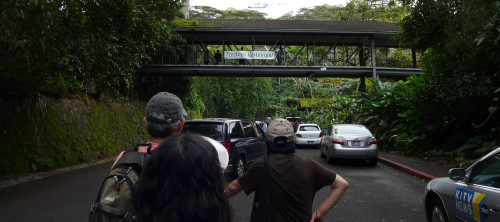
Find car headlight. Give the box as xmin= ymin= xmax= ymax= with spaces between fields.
xmin=425 ymin=179 xmax=434 ymax=191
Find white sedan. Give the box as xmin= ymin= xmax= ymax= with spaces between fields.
xmin=294 ymin=124 xmax=322 ymax=148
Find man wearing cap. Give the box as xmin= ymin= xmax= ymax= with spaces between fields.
xmin=225 ymin=118 xmax=349 ymax=222
xmin=111 ymin=92 xmax=187 ymax=169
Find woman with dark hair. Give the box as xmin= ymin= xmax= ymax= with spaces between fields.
xmin=133 ymin=134 xmax=233 ymax=222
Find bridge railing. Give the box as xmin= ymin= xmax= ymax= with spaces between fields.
xmin=177 ymin=51 xmax=420 ymax=69
xmin=165 ymin=44 xmax=421 ymax=69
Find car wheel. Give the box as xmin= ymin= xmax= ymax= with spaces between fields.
xmin=319 ymin=145 xmax=326 ymax=158
xmin=369 ymin=157 xmax=378 ymax=166
xmin=429 ymin=198 xmax=448 ymax=222
xmin=233 ymin=156 xmax=246 ymax=179
xmin=326 ymin=149 xmax=334 ymax=164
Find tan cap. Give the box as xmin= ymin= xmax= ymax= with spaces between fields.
xmin=266 ymin=118 xmax=294 ymax=143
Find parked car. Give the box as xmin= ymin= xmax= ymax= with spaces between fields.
xmin=182 ymin=118 xmax=267 ymax=179
xmin=320 ymin=124 xmax=378 ymax=165
xmin=423 ymin=147 xmax=500 ymax=222
xmin=294 ymin=123 xmax=322 ymax=148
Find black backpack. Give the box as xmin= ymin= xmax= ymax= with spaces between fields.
xmin=88 ymin=144 xmax=152 ymax=222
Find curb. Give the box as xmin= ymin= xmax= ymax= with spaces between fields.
xmin=378 ymin=156 xmax=437 ymax=182
xmin=0 ymin=157 xmax=115 ymax=189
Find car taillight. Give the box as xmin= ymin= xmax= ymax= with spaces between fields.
xmin=296 ymin=133 xmax=302 ymax=137
xmin=332 ymin=138 xmax=344 ymax=145
xmin=319 ymin=134 xmax=323 ymax=138
xmin=368 ymin=138 xmax=378 ymax=145
xmin=222 ymin=142 xmax=231 ymax=154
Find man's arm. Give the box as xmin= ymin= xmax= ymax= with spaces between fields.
xmin=224 ymin=179 xmax=243 ymax=198
xmin=310 ymin=175 xmax=349 ymax=222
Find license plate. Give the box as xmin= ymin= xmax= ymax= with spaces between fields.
xmin=352 ymin=141 xmax=360 ymax=146
xmin=308 ymin=141 xmax=314 ymax=144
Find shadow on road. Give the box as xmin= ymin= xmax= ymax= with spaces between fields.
xmin=327 ymin=158 xmax=377 ymax=167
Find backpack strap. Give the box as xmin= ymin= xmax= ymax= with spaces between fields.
xmin=124 ymin=144 xmax=152 ymax=154
xmin=112 ymin=144 xmax=152 ymax=171
xmin=263 ymin=156 xmax=272 ymax=221
xmin=250 ymin=156 xmax=272 ymax=222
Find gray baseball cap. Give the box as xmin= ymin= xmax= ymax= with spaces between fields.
xmin=266 ymin=118 xmax=294 ymax=144
xmin=145 ymin=92 xmax=187 ymax=124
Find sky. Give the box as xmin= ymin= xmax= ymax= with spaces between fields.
xmin=189 ymin=0 xmax=349 ymax=19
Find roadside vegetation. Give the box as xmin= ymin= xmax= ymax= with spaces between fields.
xmin=0 ymin=0 xmax=498 ymax=179
xmin=189 ymin=0 xmax=499 ymax=167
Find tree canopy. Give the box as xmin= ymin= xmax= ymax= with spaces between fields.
xmin=279 ymin=0 xmax=406 ymax=22
xmin=189 ymin=6 xmax=267 ymax=19
xmin=0 ymin=0 xmax=184 ymax=98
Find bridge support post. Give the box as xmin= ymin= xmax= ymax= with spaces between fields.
xmin=412 ymin=47 xmax=417 ymax=68
xmin=370 ymin=37 xmax=377 ymax=84
xmin=359 ymin=44 xmax=366 ymax=92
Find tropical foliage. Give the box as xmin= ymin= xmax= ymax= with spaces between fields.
xmin=280 ymin=0 xmax=406 ymax=23
xmin=0 ymin=0 xmax=184 ymax=98
xmin=195 ymin=76 xmax=271 ymax=120
xmin=359 ymin=0 xmax=500 ymax=166
xmin=189 ymin=6 xmax=267 ymax=19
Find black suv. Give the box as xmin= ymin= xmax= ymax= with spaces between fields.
xmin=182 ymin=118 xmax=267 ymax=178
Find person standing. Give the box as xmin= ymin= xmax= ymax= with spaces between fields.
xmin=276 ymin=47 xmax=283 ymax=65
xmin=290 ymin=120 xmax=296 ymax=132
xmin=133 ymin=134 xmax=233 ymax=222
xmin=203 ymin=50 xmax=210 ymax=65
xmin=225 ymin=118 xmax=349 ymax=222
xmin=110 ymin=92 xmax=187 ymax=169
xmin=215 ymin=50 xmax=222 ymax=65
xmin=239 ymin=47 xmax=245 ymax=65
xmin=90 ymin=92 xmax=189 ymax=222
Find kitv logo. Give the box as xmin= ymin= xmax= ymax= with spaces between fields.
xmin=455 ymin=187 xmax=486 ymax=222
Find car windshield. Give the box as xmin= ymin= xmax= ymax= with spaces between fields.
xmin=470 ymin=153 xmax=500 ymax=188
xmin=336 ymin=125 xmax=371 ymax=135
xmin=299 ymin=125 xmax=320 ymax=131
xmin=182 ymin=122 xmax=223 ymax=141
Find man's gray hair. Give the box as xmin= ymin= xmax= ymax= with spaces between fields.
xmin=145 ymin=116 xmax=180 ymax=138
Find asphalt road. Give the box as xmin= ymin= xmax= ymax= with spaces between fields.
xmin=0 ymin=147 xmax=427 ymax=222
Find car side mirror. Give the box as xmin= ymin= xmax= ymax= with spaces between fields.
xmin=448 ymin=168 xmax=466 ymax=181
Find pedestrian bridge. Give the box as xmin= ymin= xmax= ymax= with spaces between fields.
xmin=141 ymin=19 xmax=421 ymax=81
xmin=142 ymin=65 xmax=421 ymax=79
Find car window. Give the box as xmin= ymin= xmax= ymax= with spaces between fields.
xmin=470 ymin=153 xmax=500 ymax=189
xmin=336 ymin=125 xmax=372 ymax=135
xmin=182 ymin=122 xmax=223 ymax=141
xmin=299 ymin=125 xmax=320 ymax=131
xmin=242 ymin=121 xmax=256 ymax=138
xmin=253 ymin=122 xmax=265 ymax=139
xmin=229 ymin=122 xmax=244 ymax=139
